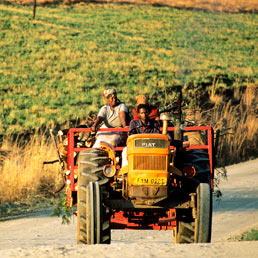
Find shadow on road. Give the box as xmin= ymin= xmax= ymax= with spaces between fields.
xmin=213 ymin=188 xmax=258 ymax=212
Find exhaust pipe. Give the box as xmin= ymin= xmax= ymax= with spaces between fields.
xmin=160 ymin=112 xmax=171 ymax=135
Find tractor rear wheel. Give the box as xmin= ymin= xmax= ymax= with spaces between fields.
xmin=175 ymin=183 xmax=212 ymax=243
xmin=77 ymin=149 xmax=111 ymax=244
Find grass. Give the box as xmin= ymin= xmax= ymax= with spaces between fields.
xmin=189 ymin=83 xmax=258 ymax=166
xmin=0 ymin=133 xmax=64 ymax=204
xmin=240 ymin=229 xmax=258 ymax=241
xmin=229 ymin=228 xmax=258 ymax=241
xmin=0 ymin=2 xmax=257 ymax=134
xmin=0 ymin=132 xmax=64 ymax=217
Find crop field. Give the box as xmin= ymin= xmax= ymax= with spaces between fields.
xmin=0 ymin=2 xmax=257 ymax=135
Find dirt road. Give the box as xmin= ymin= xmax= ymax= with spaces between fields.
xmin=1 ymin=159 xmax=258 ymax=257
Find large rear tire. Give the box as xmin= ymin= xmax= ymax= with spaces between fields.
xmin=77 ymin=149 xmax=111 ymax=244
xmin=175 ymin=183 xmax=212 ymax=243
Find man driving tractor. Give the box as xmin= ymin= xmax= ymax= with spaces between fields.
xmin=129 ymin=104 xmax=161 ymax=135
xmin=122 ymin=104 xmax=161 ymax=167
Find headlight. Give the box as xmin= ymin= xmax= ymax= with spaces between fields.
xmin=103 ymin=164 xmax=116 ymax=177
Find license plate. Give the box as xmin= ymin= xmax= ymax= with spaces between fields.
xmin=135 ymin=177 xmax=167 ymax=186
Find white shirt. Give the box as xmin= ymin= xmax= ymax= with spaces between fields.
xmin=98 ymin=102 xmax=128 ymax=128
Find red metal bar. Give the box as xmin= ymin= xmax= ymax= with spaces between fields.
xmin=68 ymin=126 xmax=212 ymax=133
xmin=74 ymin=147 xmax=126 ymax=152
xmin=207 ymin=127 xmax=214 ymax=189
xmin=110 ymin=210 xmax=176 ymax=230
xmin=183 ymin=126 xmax=214 ymax=184
xmin=67 ymin=130 xmax=76 ymax=191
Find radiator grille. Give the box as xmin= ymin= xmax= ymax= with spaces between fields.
xmin=133 ymin=155 xmax=166 ymax=170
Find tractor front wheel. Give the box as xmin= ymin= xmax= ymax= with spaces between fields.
xmin=86 ymin=182 xmax=111 ymax=244
xmin=175 ymin=183 xmax=212 ymax=243
xmin=77 ymin=149 xmax=111 ymax=244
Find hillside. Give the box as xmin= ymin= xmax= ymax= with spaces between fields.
xmin=0 ymin=2 xmax=257 ymax=134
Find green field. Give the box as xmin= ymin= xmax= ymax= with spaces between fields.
xmin=0 ymin=3 xmax=257 ymax=134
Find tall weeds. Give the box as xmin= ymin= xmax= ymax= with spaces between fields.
xmin=0 ymin=133 xmax=62 ymax=204
xmin=195 ymin=83 xmax=258 ymax=166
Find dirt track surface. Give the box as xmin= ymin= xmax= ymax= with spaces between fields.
xmin=1 ymin=159 xmax=258 ymax=257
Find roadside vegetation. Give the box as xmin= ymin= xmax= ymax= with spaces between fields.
xmin=0 ymin=133 xmax=63 ymax=205
xmin=0 ymin=1 xmax=257 ymax=212
xmin=240 ymin=229 xmax=258 ymax=241
xmin=192 ymin=83 xmax=258 ymax=166
xmin=230 ymin=228 xmax=258 ymax=241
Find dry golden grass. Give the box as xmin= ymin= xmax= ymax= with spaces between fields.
xmin=3 ymin=0 xmax=258 ymax=12
xmin=0 ymin=133 xmax=63 ymax=203
xmin=190 ymin=82 xmax=258 ymax=166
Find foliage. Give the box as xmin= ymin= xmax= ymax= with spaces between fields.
xmin=212 ymin=167 xmax=227 ymax=199
xmin=240 ymin=229 xmax=258 ymax=241
xmin=186 ymin=83 xmax=258 ymax=165
xmin=0 ymin=3 xmax=257 ymax=135
xmin=51 ymin=192 xmax=73 ymax=224
xmin=230 ymin=228 xmax=258 ymax=241
xmin=0 ymin=132 xmax=63 ymax=203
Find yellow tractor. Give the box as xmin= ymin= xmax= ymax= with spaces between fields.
xmin=64 ymin=97 xmax=216 ymax=245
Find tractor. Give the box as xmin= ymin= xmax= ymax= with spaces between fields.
xmin=62 ymin=93 xmax=216 ymax=244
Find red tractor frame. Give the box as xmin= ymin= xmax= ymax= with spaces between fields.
xmin=65 ymin=126 xmax=215 ymax=232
